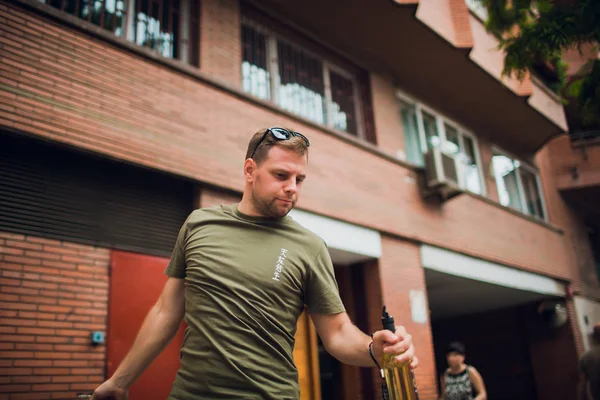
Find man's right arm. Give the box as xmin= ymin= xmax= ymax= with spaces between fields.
xmin=91 ymin=277 xmax=186 ymax=399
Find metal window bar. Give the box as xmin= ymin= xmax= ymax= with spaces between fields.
xmin=46 ymin=0 xmax=126 ymax=36
xmin=322 ymin=64 xmax=332 ymax=126
xmin=171 ymin=0 xmax=180 ymax=59
xmin=277 ymin=39 xmax=325 ymax=123
xmin=242 ymin=16 xmax=366 ymax=133
xmin=99 ymin=0 xmax=107 ymax=30
xmin=134 ymin=0 xmax=141 ymax=43
xmin=168 ymin=0 xmax=174 ymax=39
xmin=154 ymin=0 xmax=160 ymax=48
xmin=188 ymin=0 xmax=200 ymax=66
xmin=86 ymin=0 xmax=92 ymax=21
xmin=111 ymin=0 xmax=118 ymax=35
xmin=43 ymin=0 xmax=197 ymax=63
xmin=157 ymin=0 xmax=163 ymax=55
xmin=358 ymin=71 xmax=375 ymax=143
xmin=74 ymin=0 xmax=80 ymax=20
xmin=241 ymin=24 xmax=270 ymax=99
xmin=329 ymin=69 xmax=357 ymax=135
xmin=168 ymin=0 xmax=176 ymax=58
xmin=145 ymin=0 xmax=150 ymax=50
xmin=132 ymin=0 xmax=197 ymax=61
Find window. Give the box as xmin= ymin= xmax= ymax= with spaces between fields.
xmin=241 ymin=18 xmax=365 ymax=138
xmin=400 ymin=102 xmax=423 ymax=166
xmin=465 ymin=0 xmax=488 ymax=20
xmin=41 ymin=0 xmax=200 ymax=66
xmin=399 ymin=98 xmax=484 ymax=195
xmin=492 ymin=150 xmax=547 ymax=220
xmin=421 ymin=111 xmax=440 ymax=151
xmin=461 ymin=135 xmax=483 ymax=196
xmin=276 ymin=40 xmax=326 ymax=125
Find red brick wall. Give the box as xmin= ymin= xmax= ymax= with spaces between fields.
xmin=549 ymin=135 xmax=600 ymax=190
xmin=449 ymin=0 xmax=473 ymax=48
xmin=370 ymin=73 xmax=406 ymax=159
xmin=0 ymin=231 xmax=109 ymax=399
xmin=378 ymin=236 xmax=437 ymax=400
xmin=200 ymin=0 xmax=242 ymax=85
xmin=537 ymin=143 xmax=600 ymax=299
xmin=0 ymin=1 xmax=576 ymax=284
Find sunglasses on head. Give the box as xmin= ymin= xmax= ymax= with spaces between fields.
xmin=250 ymin=127 xmax=310 ymax=159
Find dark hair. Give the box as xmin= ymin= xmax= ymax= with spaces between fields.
xmin=245 ymin=128 xmax=309 ymax=165
xmin=447 ymin=341 xmax=466 ymax=355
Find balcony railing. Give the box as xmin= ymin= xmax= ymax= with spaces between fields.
xmin=570 ymin=130 xmax=600 ymax=149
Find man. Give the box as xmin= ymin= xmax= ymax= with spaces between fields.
xmin=91 ymin=127 xmax=418 ymax=399
xmin=579 ymin=323 xmax=600 ymax=400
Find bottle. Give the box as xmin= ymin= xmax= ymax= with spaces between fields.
xmin=381 ymin=306 xmax=419 ymax=400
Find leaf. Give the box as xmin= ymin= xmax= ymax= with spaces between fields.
xmin=566 ymin=78 xmax=584 ymax=98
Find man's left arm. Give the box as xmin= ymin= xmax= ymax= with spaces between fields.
xmin=310 ymin=311 xmax=418 ymax=368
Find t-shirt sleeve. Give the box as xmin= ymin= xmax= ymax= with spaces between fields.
xmin=164 ymin=213 xmax=191 ymax=279
xmin=305 ymin=242 xmax=346 ymax=315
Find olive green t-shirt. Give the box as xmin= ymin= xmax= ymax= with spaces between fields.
xmin=165 ymin=204 xmax=345 ymax=399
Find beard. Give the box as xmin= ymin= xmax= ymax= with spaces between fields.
xmin=251 ymin=189 xmax=295 ymax=218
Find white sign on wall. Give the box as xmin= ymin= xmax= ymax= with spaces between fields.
xmin=410 ymin=290 xmax=428 ymax=324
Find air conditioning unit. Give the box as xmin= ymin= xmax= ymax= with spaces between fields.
xmin=422 ymin=147 xmax=464 ymax=201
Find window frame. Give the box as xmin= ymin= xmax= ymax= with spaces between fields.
xmin=397 ymin=92 xmax=486 ymax=196
xmin=324 ymin=61 xmax=365 ymax=138
xmin=491 ymin=146 xmax=549 ymax=221
xmin=241 ymin=16 xmax=365 ymax=139
xmin=40 ymin=0 xmax=198 ymax=66
xmin=465 ymin=0 xmax=489 ymax=21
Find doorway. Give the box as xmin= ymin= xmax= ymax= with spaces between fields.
xmin=107 ymin=250 xmax=185 ymax=400
xmin=318 ymin=263 xmax=375 ymax=400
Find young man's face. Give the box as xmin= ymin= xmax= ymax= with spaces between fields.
xmin=250 ymin=145 xmax=307 ymax=218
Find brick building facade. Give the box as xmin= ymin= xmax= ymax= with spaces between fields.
xmin=0 ymin=0 xmax=598 ymax=399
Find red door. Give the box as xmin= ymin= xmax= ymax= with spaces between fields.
xmin=107 ymin=250 xmax=185 ymax=400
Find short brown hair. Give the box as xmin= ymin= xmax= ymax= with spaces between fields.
xmin=245 ymin=128 xmax=309 ymax=164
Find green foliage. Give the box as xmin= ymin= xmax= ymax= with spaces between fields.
xmin=579 ymin=59 xmax=600 ymax=125
xmin=475 ymin=0 xmax=600 ymax=126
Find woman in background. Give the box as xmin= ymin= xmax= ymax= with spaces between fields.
xmin=439 ymin=341 xmax=487 ymax=400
